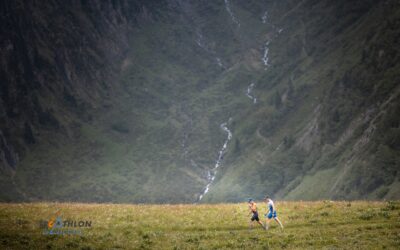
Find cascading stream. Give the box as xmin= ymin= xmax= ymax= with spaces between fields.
xmin=224 ymin=0 xmax=240 ymax=28
xmin=198 ymin=120 xmax=232 ymax=201
xmin=261 ymin=11 xmax=268 ymax=24
xmin=195 ymin=30 xmax=225 ymax=69
xmin=198 ymin=6 xmax=284 ymax=202
xmin=246 ymin=82 xmax=257 ymax=104
xmin=260 ymin=7 xmax=284 ymax=68
xmin=216 ymin=57 xmax=224 ymax=68
xmin=262 ymin=41 xmax=270 ymax=67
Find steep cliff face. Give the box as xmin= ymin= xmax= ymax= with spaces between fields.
xmin=1 ymin=1 xmax=122 ymax=161
xmin=0 ymin=0 xmax=152 ymax=200
xmin=1 ymin=0 xmax=399 ymax=202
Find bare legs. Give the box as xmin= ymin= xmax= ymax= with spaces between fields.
xmin=265 ymin=217 xmax=284 ymax=230
xmin=275 ymin=217 xmax=284 ymax=229
xmin=249 ymin=220 xmax=265 ymax=229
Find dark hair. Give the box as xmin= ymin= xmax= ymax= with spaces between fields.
xmin=265 ymin=195 xmax=270 ymax=199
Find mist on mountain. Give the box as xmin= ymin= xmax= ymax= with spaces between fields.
xmin=1 ymin=0 xmax=399 ymax=203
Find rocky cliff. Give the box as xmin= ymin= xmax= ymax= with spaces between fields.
xmin=1 ymin=0 xmax=399 ymax=202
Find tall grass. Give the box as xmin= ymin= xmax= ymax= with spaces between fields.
xmin=0 ymin=201 xmax=399 ymax=249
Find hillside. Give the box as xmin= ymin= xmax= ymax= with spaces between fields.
xmin=0 ymin=0 xmax=399 ymax=203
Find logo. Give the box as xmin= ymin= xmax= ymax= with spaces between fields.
xmin=39 ymin=211 xmax=92 ymax=236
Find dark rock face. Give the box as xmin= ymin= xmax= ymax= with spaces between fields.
xmin=0 ymin=0 xmax=399 ymax=202
xmin=0 ymin=130 xmax=18 ymax=171
xmin=0 ymin=0 xmax=134 ymax=165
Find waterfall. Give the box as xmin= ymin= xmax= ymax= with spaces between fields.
xmin=262 ymin=41 xmax=270 ymax=67
xmin=216 ymin=57 xmax=224 ymax=68
xmin=198 ymin=120 xmax=232 ymax=201
xmin=224 ymin=0 xmax=240 ymax=27
xmin=246 ymin=82 xmax=257 ymax=104
xmin=261 ymin=11 xmax=268 ymax=24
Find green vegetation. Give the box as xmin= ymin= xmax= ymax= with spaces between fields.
xmin=1 ymin=201 xmax=399 ymax=249
xmin=1 ymin=0 xmax=399 ymax=203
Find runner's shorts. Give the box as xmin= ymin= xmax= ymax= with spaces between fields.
xmin=251 ymin=212 xmax=260 ymax=221
xmin=266 ymin=211 xmax=277 ymax=219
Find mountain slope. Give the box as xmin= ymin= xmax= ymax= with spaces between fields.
xmin=205 ymin=0 xmax=400 ymax=202
xmin=1 ymin=0 xmax=399 ymax=203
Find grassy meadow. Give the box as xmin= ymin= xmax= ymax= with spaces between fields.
xmin=0 ymin=201 xmax=400 ymax=249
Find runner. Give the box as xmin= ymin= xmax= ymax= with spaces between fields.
xmin=248 ymin=198 xmax=265 ymax=229
xmin=264 ymin=195 xmax=284 ymax=230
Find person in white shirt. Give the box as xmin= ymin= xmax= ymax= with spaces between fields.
xmin=264 ymin=195 xmax=284 ymax=230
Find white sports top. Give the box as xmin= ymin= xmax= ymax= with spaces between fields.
xmin=268 ymin=199 xmax=275 ymax=212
